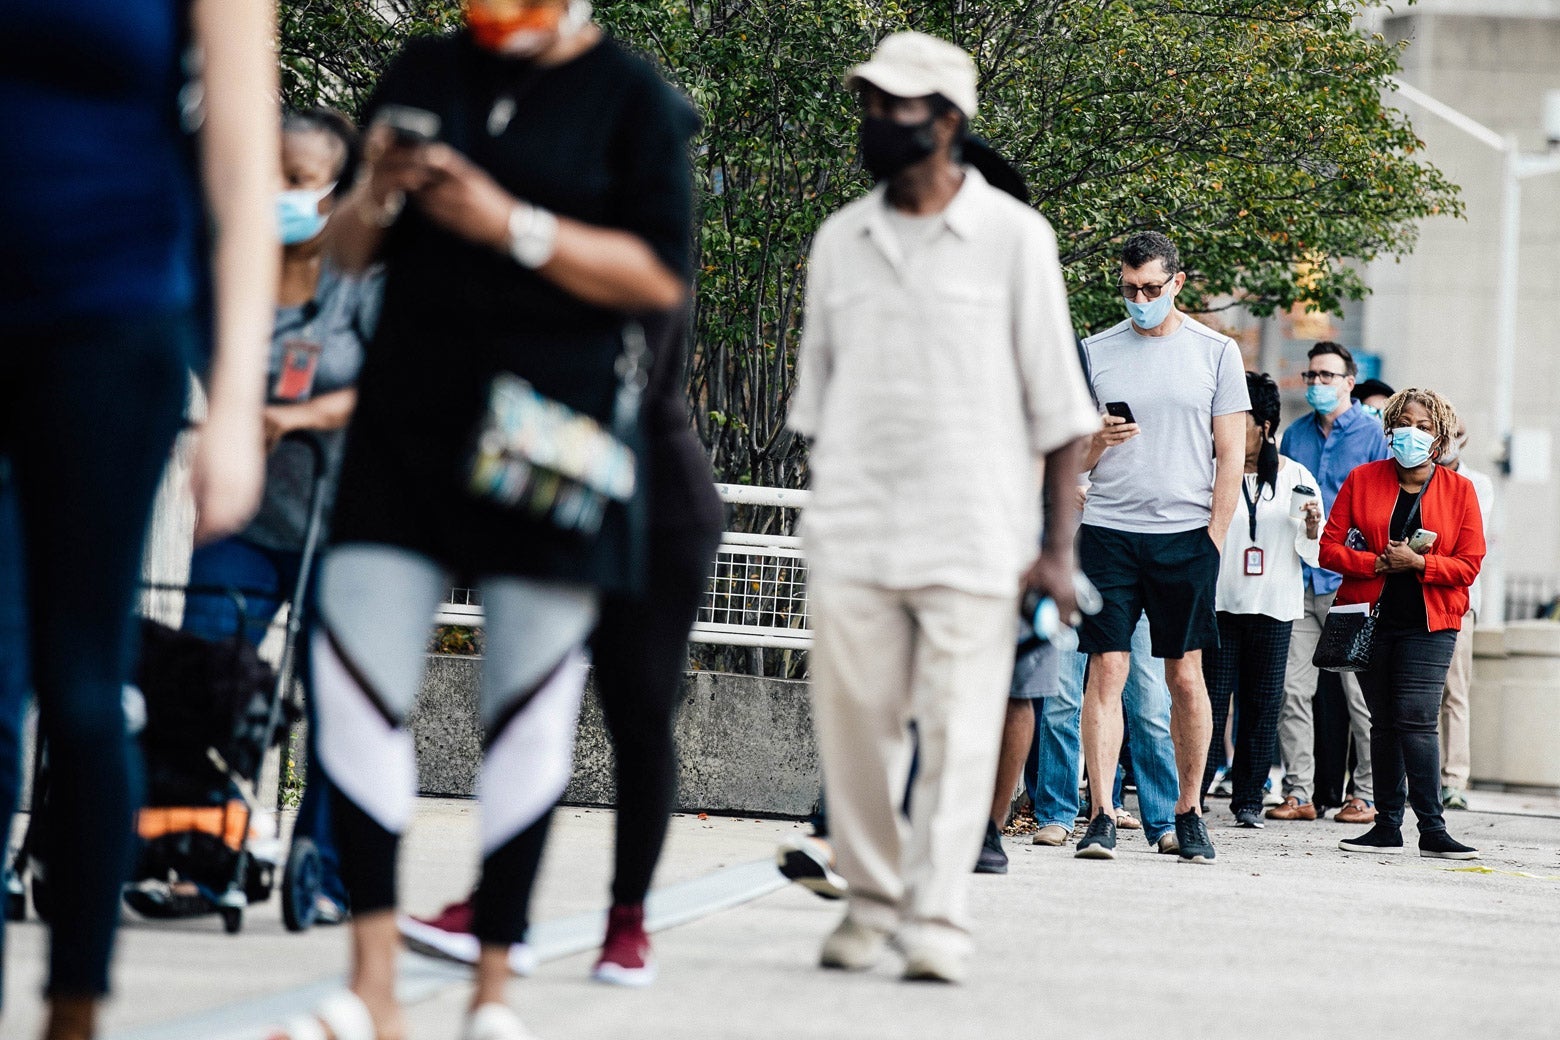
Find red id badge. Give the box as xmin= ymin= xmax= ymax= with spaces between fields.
xmin=1244 ymin=547 xmax=1264 ymax=576
xmin=273 ymin=339 xmax=322 ymax=401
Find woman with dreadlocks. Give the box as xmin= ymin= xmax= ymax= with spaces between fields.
xmin=1320 ymin=387 xmax=1485 ymax=861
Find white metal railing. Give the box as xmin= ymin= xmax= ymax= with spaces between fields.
xmin=435 ymin=484 xmax=814 ymax=648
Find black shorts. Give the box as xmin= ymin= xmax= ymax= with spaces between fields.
xmin=1076 ymin=524 xmax=1221 ymax=659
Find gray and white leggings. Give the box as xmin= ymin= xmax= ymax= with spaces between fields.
xmin=310 ymin=543 xmax=597 ymax=944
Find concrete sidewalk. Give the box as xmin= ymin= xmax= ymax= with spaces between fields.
xmin=5 ymin=792 xmax=1560 ymax=1040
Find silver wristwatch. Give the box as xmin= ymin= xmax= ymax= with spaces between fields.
xmin=507 ymin=202 xmax=559 ymax=269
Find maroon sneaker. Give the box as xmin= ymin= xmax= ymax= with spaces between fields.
xmin=398 ymin=899 xmax=538 ymax=976
xmin=592 ymin=903 xmax=655 ymax=987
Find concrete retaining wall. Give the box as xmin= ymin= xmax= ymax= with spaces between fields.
xmin=410 ymin=657 xmax=822 ymax=818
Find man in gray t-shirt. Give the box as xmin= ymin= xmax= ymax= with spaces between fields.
xmin=1072 ymin=232 xmax=1249 ymax=865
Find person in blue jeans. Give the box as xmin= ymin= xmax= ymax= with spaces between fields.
xmin=1027 ymin=617 xmax=1181 ymax=853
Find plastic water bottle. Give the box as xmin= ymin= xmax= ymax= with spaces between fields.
xmin=1018 ymin=572 xmax=1103 ymax=644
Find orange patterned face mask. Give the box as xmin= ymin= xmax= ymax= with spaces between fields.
xmin=465 ymin=0 xmax=566 ymax=52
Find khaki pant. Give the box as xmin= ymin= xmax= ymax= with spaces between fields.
xmin=1278 ymin=588 xmax=1374 ymax=802
xmin=807 ymin=581 xmax=1016 ymax=960
xmin=1439 ymin=612 xmax=1476 ymax=790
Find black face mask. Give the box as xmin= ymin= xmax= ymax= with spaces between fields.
xmin=859 ymin=115 xmax=939 ymax=182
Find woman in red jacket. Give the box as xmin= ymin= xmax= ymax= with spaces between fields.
xmin=1318 ymin=388 xmax=1485 ymax=860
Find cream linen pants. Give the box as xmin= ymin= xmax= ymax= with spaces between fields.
xmin=807 ymin=581 xmax=1017 ymax=960
xmin=1439 ymin=611 xmax=1476 ymax=790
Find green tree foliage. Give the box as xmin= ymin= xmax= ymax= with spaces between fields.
xmin=279 ymin=0 xmax=1459 ymax=496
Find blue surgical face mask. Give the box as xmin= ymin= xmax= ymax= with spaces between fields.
xmin=1124 ymin=290 xmax=1175 ymax=330
xmin=276 ymin=184 xmax=334 ymax=245
xmin=1305 ymin=384 xmax=1339 ymax=416
xmin=1359 ymin=403 xmax=1382 ymax=420
xmin=1389 ymin=426 xmax=1435 ymax=468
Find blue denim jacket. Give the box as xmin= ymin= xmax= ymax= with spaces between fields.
xmin=1280 ymin=402 xmax=1391 ymax=595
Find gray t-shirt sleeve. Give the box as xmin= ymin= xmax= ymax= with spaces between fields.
xmin=1212 ymin=338 xmax=1251 ymax=416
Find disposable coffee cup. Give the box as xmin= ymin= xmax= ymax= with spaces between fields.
xmin=1290 ymin=484 xmax=1317 ymax=520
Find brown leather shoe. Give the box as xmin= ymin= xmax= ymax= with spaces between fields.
xmin=1334 ymin=798 xmax=1377 ymax=824
xmin=1264 ymin=796 xmax=1318 ymax=821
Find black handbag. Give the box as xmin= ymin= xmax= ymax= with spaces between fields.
xmin=1313 ymin=467 xmax=1435 ymax=673
xmin=1312 ymin=603 xmax=1378 ymax=673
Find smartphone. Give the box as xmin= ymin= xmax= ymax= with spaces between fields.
xmin=1104 ymin=401 xmax=1136 ymax=425
xmin=1408 ymin=529 xmax=1438 ymax=553
xmin=373 ymin=104 xmax=441 ymax=146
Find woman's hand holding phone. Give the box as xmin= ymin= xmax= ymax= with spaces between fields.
xmin=413 ymin=144 xmax=518 ymax=251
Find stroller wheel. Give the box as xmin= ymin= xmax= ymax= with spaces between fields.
xmin=221 ymin=905 xmax=243 ymax=934
xmin=281 ymin=836 xmax=322 ymax=933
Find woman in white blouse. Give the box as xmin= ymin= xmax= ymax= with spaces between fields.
xmin=1202 ymin=372 xmax=1322 ymax=827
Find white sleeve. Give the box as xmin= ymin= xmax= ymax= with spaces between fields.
xmin=1011 ymin=215 xmax=1099 ymax=456
xmin=786 ymin=226 xmax=835 ymax=438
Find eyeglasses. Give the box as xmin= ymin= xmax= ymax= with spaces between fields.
xmin=1301 ymin=370 xmax=1347 ymax=384
xmin=1117 ymin=276 xmax=1176 ymax=302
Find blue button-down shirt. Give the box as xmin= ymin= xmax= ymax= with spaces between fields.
xmin=1280 ymin=402 xmax=1391 ymax=594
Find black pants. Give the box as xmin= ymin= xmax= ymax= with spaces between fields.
xmin=592 ymin=521 xmax=720 ymax=907
xmin=1202 ymin=612 xmax=1292 ymax=815
xmin=0 ymin=310 xmax=189 ymax=997
xmin=1357 ymin=627 xmax=1458 ymax=834
xmin=1311 ymin=671 xmax=1353 ymax=809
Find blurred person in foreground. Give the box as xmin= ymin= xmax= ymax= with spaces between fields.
xmin=0 ymin=1 xmax=275 ymax=1034
xmin=788 ymin=31 xmax=1097 ymax=983
xmin=271 ymin=1 xmax=700 ymax=1038
xmin=1321 ymin=389 xmax=1485 ymax=861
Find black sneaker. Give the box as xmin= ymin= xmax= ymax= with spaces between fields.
xmin=974 ymin=820 xmax=1008 ymax=874
xmin=1419 ymin=830 xmax=1480 ymax=860
xmin=1233 ymin=809 xmax=1265 ymax=829
xmin=1175 ymin=810 xmax=1216 ymax=864
xmin=1338 ymin=823 xmax=1404 ymax=854
xmin=1074 ymin=811 xmax=1117 ymax=860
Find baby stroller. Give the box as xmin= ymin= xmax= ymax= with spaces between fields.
xmin=6 ymin=432 xmax=332 ymax=935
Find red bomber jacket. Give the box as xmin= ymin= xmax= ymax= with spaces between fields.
xmin=1317 ymin=459 xmax=1486 ymax=632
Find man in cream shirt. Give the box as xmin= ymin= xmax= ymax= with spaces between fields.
xmin=788 ymin=31 xmax=1097 ymax=983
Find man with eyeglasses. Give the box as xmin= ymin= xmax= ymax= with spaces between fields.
xmin=1072 ymin=231 xmax=1250 ymax=865
xmin=1270 ymin=341 xmax=1390 ymax=824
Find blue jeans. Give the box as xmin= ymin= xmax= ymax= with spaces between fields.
xmin=1027 ymin=617 xmax=1179 ymax=843
xmin=184 ymin=537 xmax=345 ymax=909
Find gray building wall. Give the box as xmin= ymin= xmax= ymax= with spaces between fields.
xmin=1363 ymin=9 xmax=1560 ymax=601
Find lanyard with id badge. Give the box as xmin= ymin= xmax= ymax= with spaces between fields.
xmin=1241 ymin=475 xmax=1264 ymax=576
xmin=273 ymin=304 xmax=323 ymax=403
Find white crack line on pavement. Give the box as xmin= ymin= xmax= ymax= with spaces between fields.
xmin=105 ymin=859 xmax=788 ymax=1040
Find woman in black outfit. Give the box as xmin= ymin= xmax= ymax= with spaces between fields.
xmin=276 ymin=2 xmax=700 ymax=1038
xmin=400 ymin=308 xmax=722 ymax=989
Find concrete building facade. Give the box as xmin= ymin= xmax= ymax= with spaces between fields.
xmin=1362 ymin=1 xmax=1560 ymax=619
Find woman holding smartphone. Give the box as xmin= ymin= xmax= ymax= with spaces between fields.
xmin=1319 ymin=388 xmax=1485 ymax=860
xmin=274 ymin=1 xmax=699 ymax=1038
xmin=1201 ymin=373 xmax=1322 ymax=828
